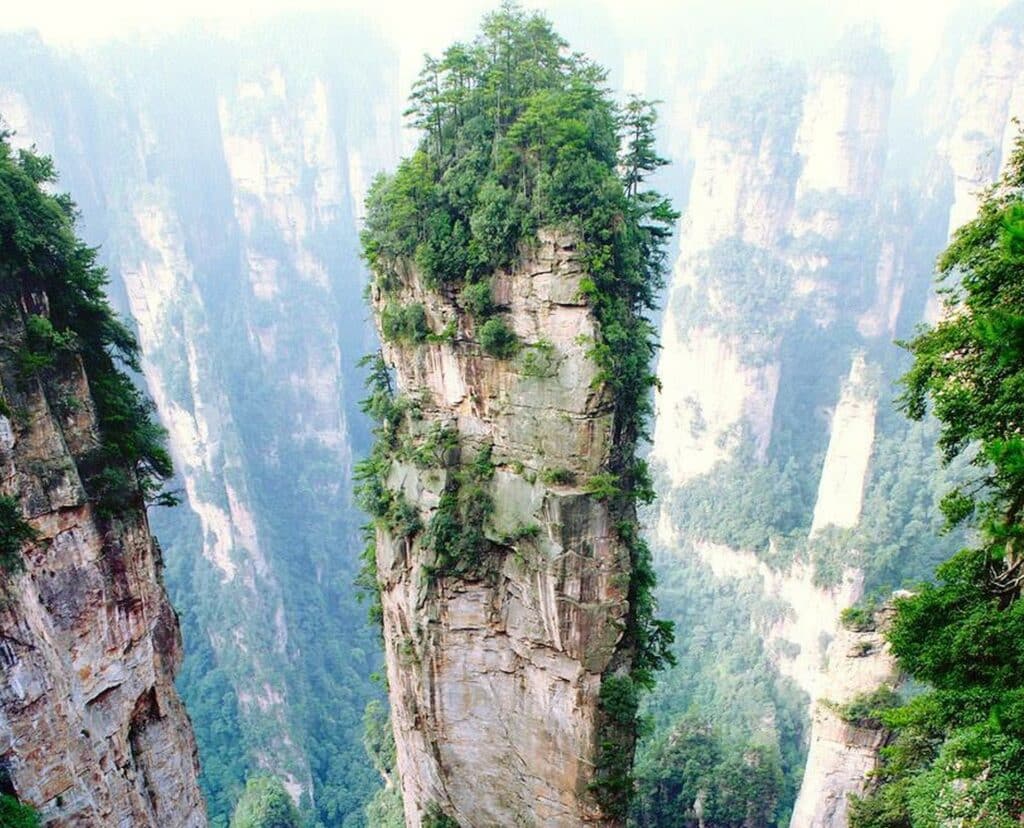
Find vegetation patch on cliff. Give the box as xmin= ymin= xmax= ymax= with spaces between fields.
xmin=0 ymin=131 xmax=174 ymax=515
xmin=0 ymin=793 xmax=39 ymax=828
xmin=0 ymin=495 xmax=36 ymax=573
xmin=849 ymin=135 xmax=1024 ymax=828
xmin=357 ymin=2 xmax=677 ymax=817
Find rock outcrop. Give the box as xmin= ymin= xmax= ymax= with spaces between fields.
xmin=372 ymin=230 xmax=633 ymax=827
xmin=789 ymin=606 xmax=899 ymax=827
xmin=0 ymin=296 xmax=205 ymax=824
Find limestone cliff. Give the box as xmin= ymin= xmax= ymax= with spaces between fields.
xmin=371 ymin=231 xmax=633 ymax=827
xmin=0 ymin=285 xmax=204 ymax=823
xmin=0 ymin=27 xmax=401 ymax=822
xmin=789 ymin=607 xmax=899 ymax=827
xmin=653 ymin=40 xmax=894 ymax=706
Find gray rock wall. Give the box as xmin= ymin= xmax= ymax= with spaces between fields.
xmin=373 ymin=230 xmax=632 ymax=827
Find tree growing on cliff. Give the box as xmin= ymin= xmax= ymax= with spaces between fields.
xmin=358 ymin=1 xmax=677 ymax=818
xmin=229 ymin=776 xmax=302 ymax=828
xmin=850 ymin=134 xmax=1024 ymax=826
xmin=0 ymin=793 xmax=40 ymax=828
xmin=0 ymin=130 xmax=174 ymax=513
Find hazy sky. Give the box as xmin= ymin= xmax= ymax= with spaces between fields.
xmin=2 ymin=0 xmax=1013 ymax=103
xmin=3 ymin=0 xmax=1008 ymax=51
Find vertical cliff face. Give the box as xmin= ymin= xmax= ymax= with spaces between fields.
xmin=789 ymin=607 xmax=899 ymax=828
xmin=371 ymin=231 xmax=631 ymax=827
xmin=647 ymin=10 xmax=1024 ymax=823
xmin=0 ymin=286 xmax=204 ymax=824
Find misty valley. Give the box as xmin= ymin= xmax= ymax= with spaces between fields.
xmin=0 ymin=1 xmax=1022 ymax=827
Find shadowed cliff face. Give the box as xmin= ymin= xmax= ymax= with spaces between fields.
xmin=0 ymin=290 xmax=205 ymax=825
xmin=371 ymin=230 xmax=633 ymax=827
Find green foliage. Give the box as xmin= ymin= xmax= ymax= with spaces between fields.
xmin=19 ymin=313 xmax=77 ymax=375
xmin=477 ymin=317 xmax=518 ymax=358
xmin=663 ymin=404 xmax=971 ymax=589
xmin=639 ymin=541 xmax=810 ymax=825
xmin=458 ymin=280 xmax=494 ymax=317
xmin=0 ymin=794 xmax=41 ymax=827
xmin=354 ymin=352 xmax=411 ymax=628
xmin=361 ymin=2 xmax=676 ymax=449
xmin=423 ymin=805 xmax=460 ymax=828
xmin=361 ymin=699 xmax=404 ymax=825
xmin=827 ymin=686 xmax=901 ymax=729
xmin=663 ymin=439 xmax=809 ymax=559
xmin=229 ymin=776 xmax=302 ymax=828
xmin=540 ymin=467 xmax=576 ymax=486
xmin=632 ymin=715 xmax=784 ymax=828
xmin=598 ymin=523 xmax=677 ymax=818
xmin=852 ymin=134 xmax=1024 ymax=827
xmin=364 ymin=785 xmax=404 ymax=828
xmin=675 ymin=239 xmax=795 ymax=362
xmin=0 ymin=131 xmax=173 ymax=512
xmin=362 ymin=699 xmax=396 ymax=780
xmin=424 ymin=447 xmax=496 ymax=576
xmin=899 ymin=143 xmax=1024 ymax=543
xmin=359 ymin=5 xmax=678 ymax=816
xmin=840 ymin=602 xmax=878 ymax=632
xmin=584 ymin=472 xmax=621 ymax=501
xmin=362 ymin=151 xmax=435 ymax=276
xmin=593 ymin=675 xmax=641 ymax=817
xmin=380 ymin=301 xmax=430 ymax=344
xmin=517 ymin=338 xmax=557 ymax=378
xmin=698 ymin=59 xmax=805 ymax=149
xmin=0 ymin=495 xmax=36 ymax=573
xmin=399 ymin=423 xmax=460 ymax=469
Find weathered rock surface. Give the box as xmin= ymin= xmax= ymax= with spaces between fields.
xmin=942 ymin=9 xmax=1024 ymax=239
xmin=373 ymin=230 xmax=632 ymax=827
xmin=789 ymin=607 xmax=899 ymax=828
xmin=0 ymin=302 xmax=205 ymax=825
xmin=653 ymin=50 xmax=893 ymax=701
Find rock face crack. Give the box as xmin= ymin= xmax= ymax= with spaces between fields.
xmin=0 ymin=296 xmax=205 ymax=825
xmin=373 ymin=230 xmax=632 ymax=827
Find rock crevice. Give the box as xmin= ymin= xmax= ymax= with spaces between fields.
xmin=0 ymin=300 xmax=206 ymax=826
xmin=372 ymin=230 xmax=633 ymax=827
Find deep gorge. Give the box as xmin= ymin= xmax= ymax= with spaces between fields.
xmin=0 ymin=1 xmax=1022 ymax=826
